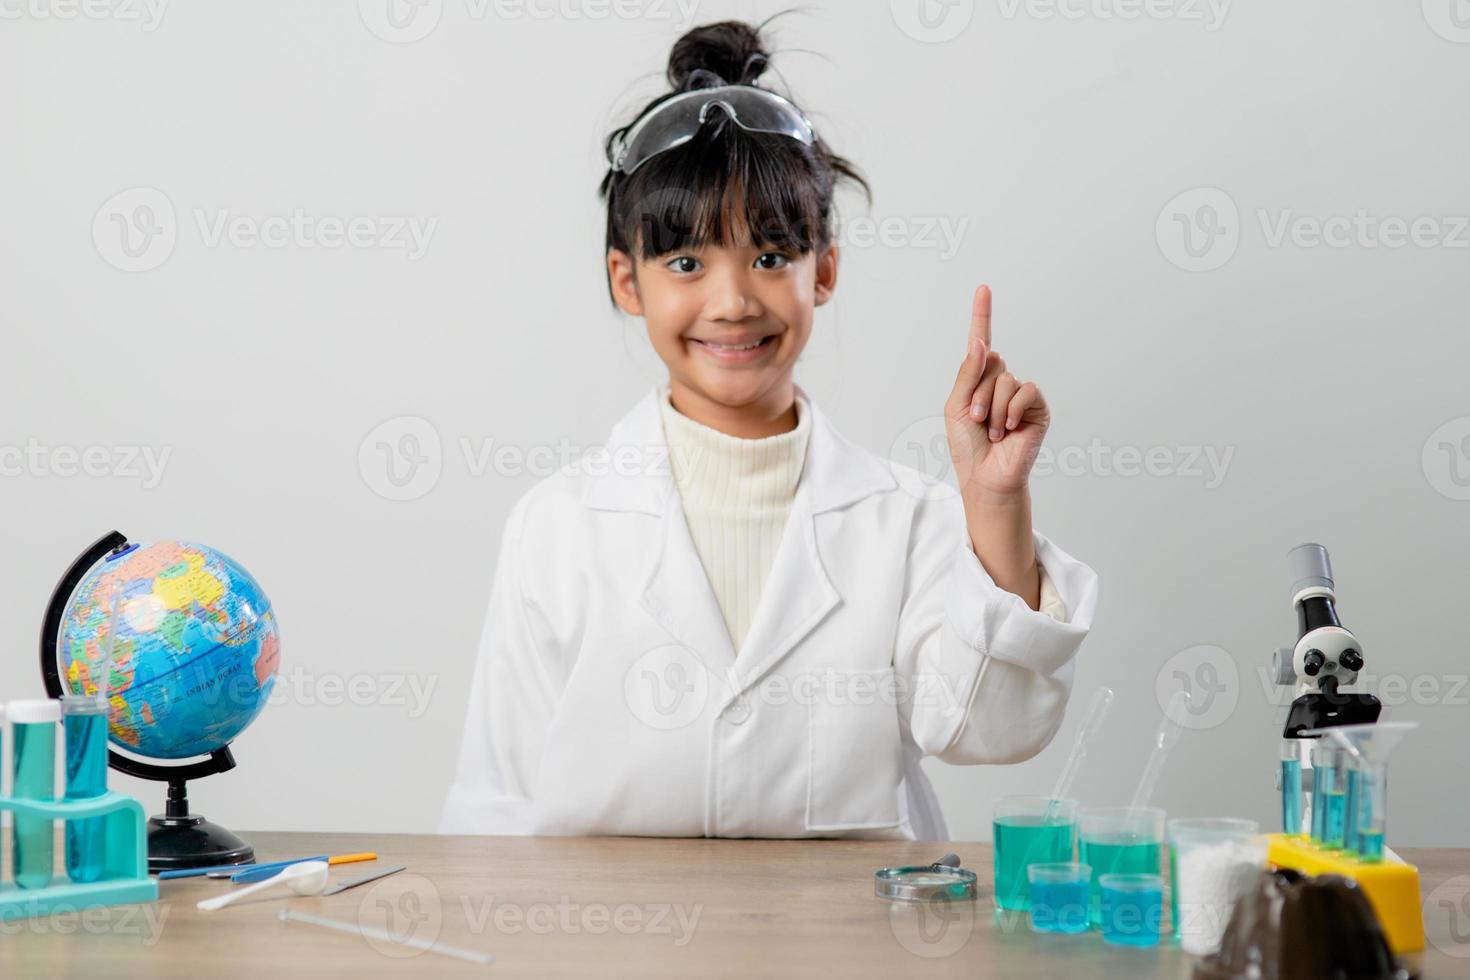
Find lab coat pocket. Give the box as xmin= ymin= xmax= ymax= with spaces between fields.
xmin=805 ymin=668 xmax=903 ymax=832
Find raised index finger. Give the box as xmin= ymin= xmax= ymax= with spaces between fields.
xmin=970 ymin=284 xmax=992 ymax=353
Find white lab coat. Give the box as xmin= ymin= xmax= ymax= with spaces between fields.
xmin=440 ymin=383 xmax=1099 ymax=841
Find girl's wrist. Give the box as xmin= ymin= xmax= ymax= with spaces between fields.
xmin=963 ymin=488 xmax=1041 ymax=609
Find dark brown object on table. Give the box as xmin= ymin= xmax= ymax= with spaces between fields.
xmin=1194 ymin=868 xmax=1415 ymax=980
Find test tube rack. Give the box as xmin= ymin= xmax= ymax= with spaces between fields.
xmin=0 ymin=790 xmax=158 ymax=920
xmin=1265 ymin=832 xmax=1422 ymax=955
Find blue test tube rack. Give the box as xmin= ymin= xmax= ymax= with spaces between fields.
xmin=0 ymin=791 xmax=159 ymax=920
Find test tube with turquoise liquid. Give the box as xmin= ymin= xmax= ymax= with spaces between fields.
xmin=1313 ymin=722 xmax=1417 ymax=864
xmin=8 ymin=698 xmax=62 ymax=889
xmin=1279 ymin=738 xmax=1303 ymax=835
xmin=62 ymin=694 xmax=111 ymax=882
xmin=1314 ymin=742 xmax=1346 ymax=848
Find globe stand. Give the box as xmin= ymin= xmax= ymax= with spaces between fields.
xmin=39 ymin=530 xmax=259 ymax=873
xmin=145 ymin=777 xmax=255 ymax=871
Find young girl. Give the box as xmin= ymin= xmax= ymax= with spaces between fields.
xmin=441 ymin=18 xmax=1098 ymax=841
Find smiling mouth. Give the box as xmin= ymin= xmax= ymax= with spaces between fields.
xmin=691 ymin=336 xmax=775 ymax=352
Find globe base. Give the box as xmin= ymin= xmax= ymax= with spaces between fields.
xmin=146 ymin=812 xmax=255 ymax=872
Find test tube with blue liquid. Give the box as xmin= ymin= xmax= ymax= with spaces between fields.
xmin=60 ymin=581 xmax=121 ymax=882
xmin=1279 ymin=738 xmax=1303 ymax=835
xmin=8 ymin=698 xmax=61 ymax=889
xmin=62 ymin=694 xmax=111 ymax=882
xmin=1313 ymin=742 xmax=1347 ymax=848
xmin=1313 ymin=722 xmax=1417 ymax=864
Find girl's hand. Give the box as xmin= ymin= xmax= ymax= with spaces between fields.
xmin=944 ymin=284 xmax=1050 ymax=505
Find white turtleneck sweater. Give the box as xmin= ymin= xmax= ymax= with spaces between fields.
xmin=657 ymin=389 xmax=1068 ymax=653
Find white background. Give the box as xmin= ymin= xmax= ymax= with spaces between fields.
xmin=2 ymin=0 xmax=1468 ymax=846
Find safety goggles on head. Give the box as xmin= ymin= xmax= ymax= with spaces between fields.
xmin=607 ymin=84 xmax=817 ymax=177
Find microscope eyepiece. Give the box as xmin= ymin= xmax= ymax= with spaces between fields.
xmin=1302 ymin=649 xmax=1326 ymax=677
xmin=1287 ymin=542 xmax=1335 ymax=601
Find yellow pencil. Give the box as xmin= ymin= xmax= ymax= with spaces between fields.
xmin=328 ymin=852 xmax=377 ymax=866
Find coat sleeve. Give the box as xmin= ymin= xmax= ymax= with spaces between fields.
xmin=439 ymin=495 xmax=562 ymax=835
xmin=893 ymin=494 xmax=1099 ymax=765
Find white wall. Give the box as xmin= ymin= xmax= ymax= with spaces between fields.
xmin=2 ymin=1 xmax=1467 ymax=845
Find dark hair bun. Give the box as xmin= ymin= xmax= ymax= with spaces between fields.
xmin=667 ymin=20 xmax=769 ymax=90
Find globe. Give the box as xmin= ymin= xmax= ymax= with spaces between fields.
xmin=56 ymin=539 xmax=281 ymax=760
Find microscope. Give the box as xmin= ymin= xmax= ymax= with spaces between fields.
xmin=1263 ymin=544 xmax=1423 ymax=960
xmin=1271 ymin=542 xmax=1382 ymax=737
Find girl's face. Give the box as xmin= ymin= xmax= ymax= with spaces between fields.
xmin=608 ymin=214 xmax=838 ymax=415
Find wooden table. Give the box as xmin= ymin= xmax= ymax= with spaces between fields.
xmin=1 ymin=833 xmax=1466 ymax=978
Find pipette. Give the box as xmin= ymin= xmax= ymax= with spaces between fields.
xmin=279 ymin=909 xmax=495 ymax=965
xmin=1049 ymin=686 xmax=1115 ymax=807
xmin=1129 ymin=690 xmax=1192 ymax=812
xmin=1008 ymin=687 xmax=1115 ymax=881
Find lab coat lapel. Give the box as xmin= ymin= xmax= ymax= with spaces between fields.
xmin=641 ymin=495 xmax=742 ymax=684
xmin=583 ymin=387 xmax=739 ymax=685
xmin=582 ymin=384 xmax=898 ymax=698
xmin=728 ymin=481 xmax=838 ymax=690
xmin=733 ymin=385 xmax=898 ymax=691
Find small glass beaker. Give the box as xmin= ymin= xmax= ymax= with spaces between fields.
xmin=1100 ymin=873 xmax=1164 ymax=946
xmin=1168 ymin=817 xmax=1264 ymax=955
xmin=1027 ymin=862 xmax=1091 ymax=934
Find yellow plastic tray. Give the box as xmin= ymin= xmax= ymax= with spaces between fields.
xmin=1265 ymin=833 xmax=1422 ymax=955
